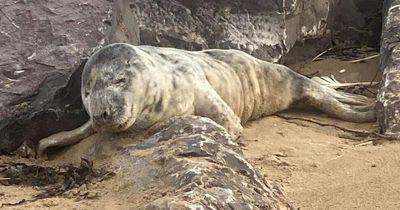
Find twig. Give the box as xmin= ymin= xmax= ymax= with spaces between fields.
xmin=373 ymin=132 xmax=399 ymax=140
xmin=34 ymin=60 xmax=56 ymax=68
xmin=319 ymin=81 xmax=379 ymax=89
xmin=304 ymin=71 xmax=319 ymax=78
xmin=0 ymin=198 xmax=38 ymax=208
xmin=311 ymin=47 xmax=332 ymax=62
xmin=97 ymin=171 xmax=115 ymax=182
xmin=338 ymin=133 xmax=366 ymax=141
xmin=0 ymin=177 xmax=11 ymax=181
xmin=275 ymin=114 xmax=373 ymax=136
xmin=369 ymin=67 xmax=380 ymax=87
xmin=346 ymin=26 xmax=369 ymax=34
xmin=275 ymin=114 xmax=399 ymax=141
xmin=355 ymin=141 xmax=373 ymax=147
xmin=361 ymin=87 xmax=377 ymax=96
xmin=285 ymin=120 xmax=310 ymax=128
xmin=345 ymin=82 xmax=379 ymax=87
xmin=349 ymin=54 xmax=379 ymax=63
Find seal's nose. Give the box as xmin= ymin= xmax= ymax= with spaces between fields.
xmin=93 ymin=110 xmax=111 ymax=123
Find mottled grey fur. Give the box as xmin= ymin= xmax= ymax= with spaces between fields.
xmin=36 ymin=43 xmax=376 ymax=157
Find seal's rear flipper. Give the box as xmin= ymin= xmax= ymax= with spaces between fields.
xmin=302 ymin=79 xmax=376 ymax=122
xmin=36 ymin=120 xmax=95 ymax=158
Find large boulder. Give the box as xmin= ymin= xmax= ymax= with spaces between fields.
xmin=377 ymin=0 xmax=400 ymax=139
xmin=134 ymin=0 xmax=337 ymax=63
xmin=0 ymin=0 xmax=112 ymax=153
xmin=114 ymin=116 xmax=287 ymax=209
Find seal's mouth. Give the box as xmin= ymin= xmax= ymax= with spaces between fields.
xmin=98 ymin=105 xmax=136 ymax=133
xmin=90 ymin=100 xmax=137 ymax=133
xmin=112 ymin=117 xmax=131 ymax=132
xmin=94 ymin=117 xmax=130 ymax=133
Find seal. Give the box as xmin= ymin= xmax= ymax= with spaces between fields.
xmin=36 ymin=43 xmax=376 ymax=157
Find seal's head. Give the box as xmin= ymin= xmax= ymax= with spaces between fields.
xmin=82 ymin=43 xmax=142 ymax=132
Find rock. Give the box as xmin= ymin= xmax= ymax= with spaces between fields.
xmin=332 ymin=0 xmax=383 ymax=48
xmin=115 ymin=116 xmax=287 ymax=209
xmin=133 ymin=0 xmax=337 ymax=63
xmin=0 ymin=0 xmax=112 ymax=153
xmin=377 ymin=0 xmax=400 ymax=139
xmin=106 ymin=0 xmax=140 ymax=45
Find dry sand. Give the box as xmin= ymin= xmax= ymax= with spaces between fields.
xmin=243 ymin=112 xmax=400 ymax=209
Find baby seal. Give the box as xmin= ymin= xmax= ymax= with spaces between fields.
xmin=36 ymin=43 xmax=376 ymax=157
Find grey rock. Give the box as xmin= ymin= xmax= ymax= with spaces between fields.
xmin=106 ymin=0 xmax=140 ymax=45
xmin=332 ymin=0 xmax=383 ymax=48
xmin=377 ymin=0 xmax=400 ymax=139
xmin=132 ymin=0 xmax=336 ymax=63
xmin=0 ymin=0 xmax=112 ymax=153
xmin=117 ymin=116 xmax=287 ymax=209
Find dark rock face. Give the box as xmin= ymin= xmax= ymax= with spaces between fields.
xmin=0 ymin=62 xmax=89 ymax=153
xmin=0 ymin=0 xmax=111 ymax=109
xmin=134 ymin=0 xmax=336 ymax=63
xmin=332 ymin=0 xmax=383 ymax=48
xmin=0 ymin=0 xmax=113 ymax=153
xmin=117 ymin=116 xmax=286 ymax=209
xmin=377 ymin=0 xmax=400 ymax=139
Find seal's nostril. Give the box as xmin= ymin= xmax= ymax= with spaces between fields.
xmin=102 ymin=111 xmax=108 ymax=120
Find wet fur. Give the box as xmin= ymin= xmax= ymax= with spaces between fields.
xmin=36 ymin=43 xmax=376 ymax=157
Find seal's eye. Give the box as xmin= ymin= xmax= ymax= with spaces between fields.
xmin=113 ymin=78 xmax=126 ymax=85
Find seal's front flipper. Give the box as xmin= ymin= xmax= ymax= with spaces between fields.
xmin=194 ymin=88 xmax=243 ymax=139
xmin=36 ymin=121 xmax=95 ymax=159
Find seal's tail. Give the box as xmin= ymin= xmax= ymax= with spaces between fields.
xmin=301 ymin=78 xmax=376 ymax=122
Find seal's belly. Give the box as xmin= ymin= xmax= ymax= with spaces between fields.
xmin=135 ymin=46 xmax=292 ymax=125
xmin=200 ymin=60 xmax=244 ymax=118
xmin=199 ymin=49 xmax=296 ymax=123
xmin=197 ymin=50 xmax=269 ymax=123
